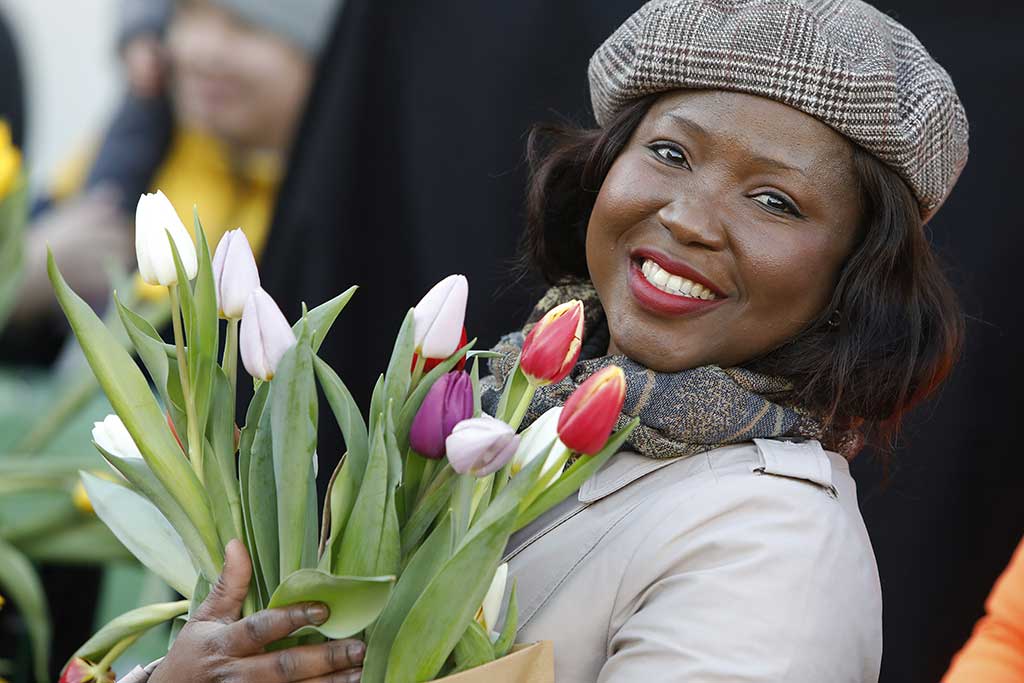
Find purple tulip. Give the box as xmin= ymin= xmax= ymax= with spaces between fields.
xmin=409 ymin=371 xmax=473 ymax=459
xmin=240 ymin=288 xmax=296 ymax=381
xmin=445 ymin=415 xmax=520 ymax=477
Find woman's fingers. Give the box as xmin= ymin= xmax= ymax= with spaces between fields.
xmin=221 ymin=602 xmax=330 ymax=655
xmin=231 ymin=639 xmax=365 ymax=682
xmin=192 ymin=539 xmax=253 ymax=624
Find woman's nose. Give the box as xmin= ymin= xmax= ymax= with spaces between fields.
xmin=655 ymin=195 xmax=728 ymax=251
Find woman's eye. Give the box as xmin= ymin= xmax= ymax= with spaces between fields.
xmin=649 ymin=143 xmax=689 ymax=167
xmin=752 ymin=192 xmax=801 ymax=216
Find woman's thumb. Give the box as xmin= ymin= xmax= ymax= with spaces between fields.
xmin=192 ymin=539 xmax=252 ymax=623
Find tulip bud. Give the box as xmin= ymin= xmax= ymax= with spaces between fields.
xmin=445 ymin=415 xmax=520 ymax=477
xmin=475 ymin=563 xmax=509 ymax=632
xmin=413 ymin=274 xmax=469 ymax=359
xmin=92 ymin=414 xmax=145 ymax=465
xmin=60 ymin=658 xmax=115 ymax=683
xmin=412 ymin=327 xmax=468 ymax=373
xmin=211 ymin=228 xmax=260 ymax=319
xmin=511 ymin=406 xmax=568 ymax=481
xmin=409 ymin=371 xmax=474 ymax=459
xmin=135 ymin=190 xmax=197 ymax=286
xmin=0 ymin=120 xmax=21 ymax=200
xmin=557 ymin=366 xmax=627 ymax=455
xmin=72 ymin=480 xmax=94 ymax=514
xmin=519 ymin=300 xmax=584 ymax=386
xmin=240 ymin=288 xmax=296 ymax=381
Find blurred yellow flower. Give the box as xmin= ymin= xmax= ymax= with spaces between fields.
xmin=0 ymin=120 xmax=21 ymax=200
xmin=0 ymin=592 xmax=5 ymax=609
xmin=72 ymin=479 xmax=94 ymax=514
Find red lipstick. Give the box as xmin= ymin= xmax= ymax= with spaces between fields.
xmin=627 ymin=248 xmax=727 ymax=317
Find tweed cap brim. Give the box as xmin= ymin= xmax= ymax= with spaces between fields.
xmin=588 ymin=0 xmax=969 ymax=222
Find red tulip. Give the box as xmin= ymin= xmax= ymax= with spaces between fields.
xmin=557 ymin=366 xmax=626 ymax=455
xmin=412 ymin=327 xmax=468 ymax=373
xmin=519 ymin=300 xmax=584 ymax=386
xmin=60 ymin=658 xmax=115 ymax=683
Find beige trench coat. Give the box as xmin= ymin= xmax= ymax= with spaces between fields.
xmin=504 ymin=439 xmax=882 ymax=682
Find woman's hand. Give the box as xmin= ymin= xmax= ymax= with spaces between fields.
xmin=150 ymin=540 xmax=364 ymax=683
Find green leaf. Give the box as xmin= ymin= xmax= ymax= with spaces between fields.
xmin=395 ymin=339 xmax=476 ymax=455
xmin=298 ymin=286 xmax=358 ymax=354
xmin=267 ymin=569 xmax=393 ymax=639
xmin=494 ymin=360 xmax=527 ymax=423
xmin=399 ymin=473 xmax=456 ymax=557
xmin=0 ymin=536 xmax=49 ymax=683
xmin=47 ymin=252 xmax=223 ymax=571
xmin=271 ymin=324 xmax=318 ymax=578
xmin=335 ymin=421 xmax=388 ymax=576
xmin=239 ymin=382 xmax=271 ymax=607
xmin=202 ymin=438 xmax=240 ymax=547
xmin=115 ymin=294 xmax=172 ymax=414
xmin=362 ymin=513 xmax=454 ymax=683
xmin=187 ymin=211 xmax=218 ymax=437
xmin=471 ymin=357 xmax=482 ymax=418
xmin=493 ymin=580 xmax=518 ymax=658
xmin=73 ymin=600 xmax=189 ymax=663
xmin=314 ymin=356 xmax=369 ymax=489
xmin=318 ymin=456 xmax=355 ymax=573
xmin=81 ymin=472 xmax=198 ymax=597
xmin=249 ymin=399 xmax=280 ymax=595
xmin=0 ymin=177 xmax=27 ymax=329
xmin=17 ymin=520 xmax=133 ymax=564
xmin=385 ymin=506 xmax=517 ymax=683
xmin=515 ymin=418 xmax=639 ymax=530
xmin=99 ymin=447 xmax=219 ymax=584
xmin=453 ymin=621 xmax=495 ymax=673
xmin=206 ymin=368 xmax=243 ymax=540
xmin=383 ymin=309 xmax=416 ymax=408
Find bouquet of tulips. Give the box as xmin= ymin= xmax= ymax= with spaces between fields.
xmin=49 ymin=191 xmax=636 ymax=683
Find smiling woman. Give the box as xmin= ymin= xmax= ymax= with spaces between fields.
xmin=482 ymin=0 xmax=970 ymax=680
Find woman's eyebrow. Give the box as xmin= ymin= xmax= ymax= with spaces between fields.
xmin=663 ymin=111 xmax=809 ymax=178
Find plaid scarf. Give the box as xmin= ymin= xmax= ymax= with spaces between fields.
xmin=480 ymin=282 xmax=859 ymax=459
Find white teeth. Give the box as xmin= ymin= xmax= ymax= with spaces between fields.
xmin=639 ymin=259 xmax=717 ymax=300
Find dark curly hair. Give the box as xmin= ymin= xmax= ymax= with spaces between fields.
xmin=522 ymin=94 xmax=963 ymax=443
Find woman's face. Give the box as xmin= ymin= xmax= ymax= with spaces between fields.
xmin=166 ymin=0 xmax=313 ymax=150
xmin=587 ymin=90 xmax=862 ymax=373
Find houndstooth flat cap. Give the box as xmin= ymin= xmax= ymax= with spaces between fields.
xmin=589 ymin=0 xmax=969 ymax=221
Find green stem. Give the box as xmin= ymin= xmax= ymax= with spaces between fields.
xmin=506 ymin=384 xmax=537 ymax=432
xmin=452 ymin=474 xmax=475 ymax=544
xmin=168 ymin=285 xmax=203 ymax=484
xmin=223 ymin=318 xmax=239 ymax=397
xmin=96 ymin=631 xmax=143 ymax=672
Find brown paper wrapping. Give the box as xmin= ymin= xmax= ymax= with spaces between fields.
xmin=433 ymin=641 xmax=554 ymax=682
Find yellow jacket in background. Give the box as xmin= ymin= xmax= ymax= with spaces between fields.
xmin=52 ymin=126 xmax=280 ymax=300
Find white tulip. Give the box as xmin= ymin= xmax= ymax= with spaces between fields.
xmin=413 ymin=274 xmax=468 ymax=359
xmin=135 ymin=190 xmax=197 ymax=286
xmin=240 ymin=288 xmax=296 ymax=381
xmin=92 ymin=414 xmax=145 ymax=474
xmin=511 ymin=406 xmax=568 ymax=482
xmin=476 ymin=563 xmax=509 ymax=633
xmin=212 ymin=228 xmax=260 ymax=319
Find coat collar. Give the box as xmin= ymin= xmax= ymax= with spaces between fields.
xmin=577 ymin=450 xmax=685 ymax=503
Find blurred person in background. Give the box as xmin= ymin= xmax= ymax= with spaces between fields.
xmin=3 ymin=0 xmax=339 ymax=364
